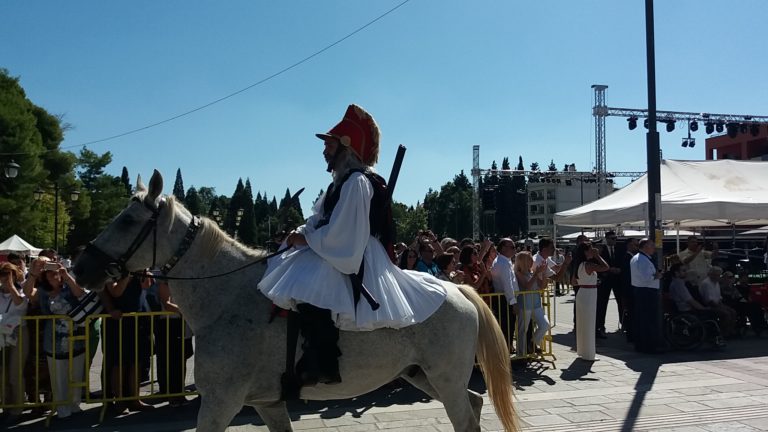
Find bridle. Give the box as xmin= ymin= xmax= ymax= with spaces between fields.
xmin=84 ymin=196 xmax=164 ymax=280
xmin=84 ymin=195 xmax=286 ymax=282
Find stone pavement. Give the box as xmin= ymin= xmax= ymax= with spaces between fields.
xmin=7 ymin=292 xmax=768 ymax=431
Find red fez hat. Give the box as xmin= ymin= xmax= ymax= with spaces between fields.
xmin=316 ymin=104 xmax=380 ymax=166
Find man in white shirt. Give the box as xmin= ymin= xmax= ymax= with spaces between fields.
xmin=677 ymin=236 xmax=717 ymax=287
xmin=698 ymin=266 xmax=737 ymax=336
xmin=533 ymin=238 xmax=570 ymax=282
xmin=629 ymin=238 xmax=664 ymax=353
xmin=490 ymin=238 xmax=519 ymax=348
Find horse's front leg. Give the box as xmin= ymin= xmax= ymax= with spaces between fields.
xmin=196 ymin=390 xmax=245 ymax=432
xmin=254 ymin=401 xmax=293 ymax=432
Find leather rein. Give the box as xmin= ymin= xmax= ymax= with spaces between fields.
xmin=85 ymin=196 xmax=285 ymax=282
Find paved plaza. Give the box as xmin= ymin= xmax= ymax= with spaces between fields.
xmin=8 ymin=293 xmax=768 ymax=431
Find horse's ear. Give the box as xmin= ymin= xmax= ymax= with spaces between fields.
xmin=136 ymin=174 xmax=146 ymax=193
xmin=146 ymin=170 xmax=163 ymax=204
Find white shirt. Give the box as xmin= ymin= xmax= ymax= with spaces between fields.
xmin=698 ymin=277 xmax=722 ymax=304
xmin=630 ymin=252 xmax=659 ymax=289
xmin=677 ymin=248 xmax=712 ymax=285
xmin=533 ymin=253 xmax=557 ymax=278
xmin=490 ymin=255 xmax=517 ymax=305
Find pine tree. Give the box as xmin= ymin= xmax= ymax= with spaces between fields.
xmin=120 ymin=166 xmax=132 ymax=196
xmin=172 ymin=168 xmax=185 ymax=203
xmin=237 ymin=179 xmax=257 ymax=245
xmin=224 ymin=179 xmax=245 ymax=235
xmin=185 ymin=186 xmax=202 ymax=215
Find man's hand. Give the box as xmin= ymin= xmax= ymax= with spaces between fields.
xmin=512 ymin=303 xmax=520 ymax=315
xmin=287 ymin=231 xmax=307 ymax=247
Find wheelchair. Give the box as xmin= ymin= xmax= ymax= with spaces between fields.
xmin=663 ymin=296 xmax=725 ymax=350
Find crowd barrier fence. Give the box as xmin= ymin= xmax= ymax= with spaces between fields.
xmin=0 ymin=312 xmax=196 ymax=426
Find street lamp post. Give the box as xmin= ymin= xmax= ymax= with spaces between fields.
xmin=645 ymin=0 xmax=663 ymax=265
xmin=3 ymin=161 xmax=20 ymax=179
xmin=234 ymin=208 xmax=244 ymax=240
xmin=34 ymin=183 xmax=80 ymax=252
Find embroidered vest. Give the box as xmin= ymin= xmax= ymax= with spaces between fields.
xmin=316 ymin=169 xmax=396 ymax=262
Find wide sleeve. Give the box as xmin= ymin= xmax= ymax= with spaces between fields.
xmin=303 ymin=172 xmax=372 ymax=275
xmin=296 ymin=189 xmax=327 ymax=235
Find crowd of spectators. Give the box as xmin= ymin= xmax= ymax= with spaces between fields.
xmin=2 ymin=230 xmax=766 ymax=422
xmin=394 ymin=230 xmax=569 ymax=365
xmin=0 ymin=249 xmax=193 ymax=424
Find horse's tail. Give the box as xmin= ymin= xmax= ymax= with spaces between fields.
xmin=457 ymin=284 xmax=519 ymax=432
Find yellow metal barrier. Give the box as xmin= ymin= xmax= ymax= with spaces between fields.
xmin=0 ymin=312 xmax=195 ymax=426
xmin=481 ymin=284 xmax=557 ymax=367
xmin=0 ymin=314 xmax=85 ymax=427
xmin=82 ymin=311 xmax=196 ymax=423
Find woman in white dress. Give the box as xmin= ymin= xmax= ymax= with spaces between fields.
xmin=574 ymin=243 xmax=609 ymax=361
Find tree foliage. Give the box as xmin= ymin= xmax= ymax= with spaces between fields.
xmin=422 ymin=171 xmax=474 ymax=240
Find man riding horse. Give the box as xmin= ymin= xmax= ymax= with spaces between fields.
xmin=257 ymin=105 xmax=447 ymax=386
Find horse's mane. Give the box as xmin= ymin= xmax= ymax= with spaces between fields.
xmin=133 ymin=191 xmax=269 ymax=261
xmin=197 ymin=217 xmax=268 ymax=260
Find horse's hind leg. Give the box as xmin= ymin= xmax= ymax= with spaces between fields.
xmin=403 ymin=368 xmax=483 ymax=428
xmin=254 ymin=401 xmax=293 ymax=432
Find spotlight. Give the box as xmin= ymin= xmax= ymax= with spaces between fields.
xmin=644 ymin=119 xmax=649 ymax=129
xmin=705 ymin=122 xmax=714 ymax=134
xmin=665 ymin=121 xmax=675 ymax=132
xmin=681 ymin=138 xmax=689 ymax=148
xmin=627 ymin=116 xmax=638 ymax=130
xmin=740 ymin=123 xmax=748 ymax=134
xmin=750 ymin=124 xmax=760 ymax=136
xmin=689 ymin=139 xmax=695 ymax=148
xmin=726 ymin=122 xmax=739 ymax=138
xmin=689 ymin=120 xmax=698 ymax=132
xmin=716 ymin=122 xmax=724 ymax=133
xmin=565 ymin=179 xmax=572 ymax=186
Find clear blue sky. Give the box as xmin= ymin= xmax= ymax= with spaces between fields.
xmin=3 ymin=0 xmax=767 ymax=213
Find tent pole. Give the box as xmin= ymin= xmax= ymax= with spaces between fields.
xmin=675 ymin=222 xmax=680 ymax=254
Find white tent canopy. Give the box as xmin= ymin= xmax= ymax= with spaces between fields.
xmin=560 ymin=229 xmax=696 ymax=239
xmin=555 ymin=160 xmax=768 ymax=228
xmin=0 ymin=234 xmax=42 ymax=255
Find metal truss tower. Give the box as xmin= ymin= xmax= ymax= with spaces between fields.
xmin=472 ymin=145 xmax=480 ymax=241
xmin=592 ymin=84 xmax=609 ymax=198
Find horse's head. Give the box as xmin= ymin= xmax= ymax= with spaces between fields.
xmin=73 ymin=170 xmax=191 ymax=290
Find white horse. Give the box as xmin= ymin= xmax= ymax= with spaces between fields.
xmin=73 ymin=170 xmax=518 ymax=432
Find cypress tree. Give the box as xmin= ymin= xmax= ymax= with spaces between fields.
xmin=120 ymin=166 xmax=132 ymax=196
xmin=172 ymin=168 xmax=186 ymax=203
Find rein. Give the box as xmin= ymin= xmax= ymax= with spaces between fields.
xmin=143 ymin=246 xmax=288 ymax=281
xmin=87 ymin=195 xmax=289 ymax=282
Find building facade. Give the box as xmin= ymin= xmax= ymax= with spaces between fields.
xmin=705 ymin=127 xmax=768 ymax=161
xmin=527 ymin=175 xmax=613 ymax=238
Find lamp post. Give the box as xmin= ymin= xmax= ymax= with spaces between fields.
xmin=234 ymin=208 xmax=244 ymax=240
xmin=212 ymin=209 xmax=222 ymax=226
xmin=34 ymin=183 xmax=80 ymax=252
xmin=3 ymin=161 xmax=20 ymax=179
xmin=644 ymin=0 xmax=663 ymax=265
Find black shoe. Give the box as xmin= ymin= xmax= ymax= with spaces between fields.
xmin=318 ymin=372 xmax=342 ymax=385
xmin=596 ymin=330 xmax=607 ymax=339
